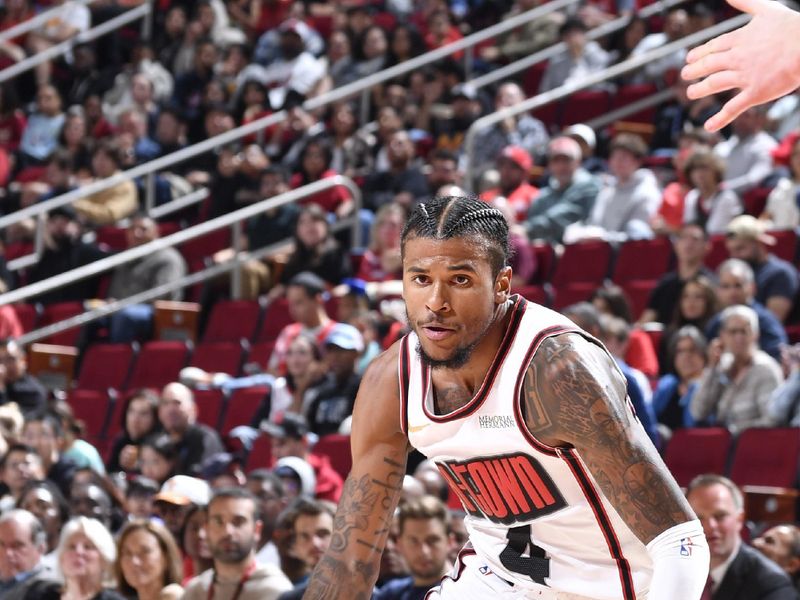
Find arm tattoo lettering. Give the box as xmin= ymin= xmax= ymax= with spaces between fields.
xmin=305 ymin=457 xmax=405 ymax=598
xmin=524 ymin=335 xmax=692 ymax=542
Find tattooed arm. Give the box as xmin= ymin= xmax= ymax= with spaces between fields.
xmin=524 ymin=333 xmax=694 ymax=543
xmin=305 ymin=344 xmax=409 ymax=600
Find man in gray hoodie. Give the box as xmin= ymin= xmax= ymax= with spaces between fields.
xmin=523 ymin=136 xmax=600 ymax=244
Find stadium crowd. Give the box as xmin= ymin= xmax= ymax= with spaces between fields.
xmin=1 ymin=0 xmax=800 ymax=598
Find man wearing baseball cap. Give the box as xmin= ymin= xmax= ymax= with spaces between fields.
xmin=523 ymin=136 xmax=600 ymax=244
xmin=480 ymin=145 xmax=539 ymax=223
xmin=725 ymin=215 xmax=799 ymax=322
xmin=303 ymin=323 xmax=363 ymax=438
xmin=153 ymin=475 xmax=211 ymax=539
xmin=261 ymin=412 xmax=343 ymax=502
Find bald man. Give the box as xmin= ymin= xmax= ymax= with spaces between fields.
xmin=158 ymin=382 xmax=224 ymax=476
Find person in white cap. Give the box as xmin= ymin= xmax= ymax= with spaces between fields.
xmin=725 ymin=215 xmax=799 ymax=323
xmin=152 ymin=475 xmax=211 ymax=541
xmin=523 ymin=136 xmax=600 ymax=244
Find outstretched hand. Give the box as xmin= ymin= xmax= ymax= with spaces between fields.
xmin=681 ymin=0 xmax=800 ymax=132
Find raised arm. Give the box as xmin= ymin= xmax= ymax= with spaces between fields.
xmin=305 ymin=345 xmax=409 ymax=600
xmin=523 ymin=333 xmax=708 ymax=599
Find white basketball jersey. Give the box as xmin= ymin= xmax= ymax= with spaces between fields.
xmin=400 ymin=296 xmax=653 ymax=599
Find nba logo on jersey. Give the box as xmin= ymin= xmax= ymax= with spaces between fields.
xmin=680 ymin=537 xmax=695 ymax=557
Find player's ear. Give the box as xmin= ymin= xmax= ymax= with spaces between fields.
xmin=494 ymin=266 xmax=512 ymax=302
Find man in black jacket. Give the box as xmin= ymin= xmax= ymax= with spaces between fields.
xmin=687 ymin=474 xmax=798 ymax=600
xmin=0 ymin=340 xmax=47 ymax=419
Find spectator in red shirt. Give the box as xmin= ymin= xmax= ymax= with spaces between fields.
xmin=357 ymin=203 xmax=406 ymax=283
xmin=480 ymin=145 xmax=539 ymax=223
xmin=291 ymin=137 xmax=354 ymax=219
xmin=424 ymin=9 xmax=464 ymax=59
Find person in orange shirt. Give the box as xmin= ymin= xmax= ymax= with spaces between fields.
xmin=479 ymin=145 xmax=539 ymax=223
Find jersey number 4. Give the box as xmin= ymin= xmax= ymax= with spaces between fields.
xmin=499 ymin=525 xmax=550 ymax=585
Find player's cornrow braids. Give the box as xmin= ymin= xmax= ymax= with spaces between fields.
xmin=402 ymin=195 xmax=511 ymax=275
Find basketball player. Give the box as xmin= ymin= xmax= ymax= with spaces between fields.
xmin=305 ymin=196 xmax=709 ymax=599
xmin=682 ymin=0 xmax=800 ymax=132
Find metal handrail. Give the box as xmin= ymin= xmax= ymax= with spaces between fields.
xmin=467 ymin=0 xmax=689 ymax=92
xmin=0 ymin=3 xmax=151 ymax=84
xmin=0 ymin=0 xmax=577 ymax=235
xmin=585 ymin=88 xmax=675 ymax=130
xmin=0 ymin=0 xmax=99 ymax=44
xmin=0 ymin=175 xmax=361 ymax=308
xmin=462 ymin=14 xmax=750 ymax=190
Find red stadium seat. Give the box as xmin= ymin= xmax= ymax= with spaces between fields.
xmin=704 ymin=234 xmax=729 ymax=271
xmin=247 ymin=341 xmax=277 ymax=371
xmin=222 ymin=387 xmax=269 ymax=433
xmin=312 ymin=434 xmax=352 ymax=480
xmin=95 ymin=226 xmax=128 ymax=251
xmin=13 ymin=304 xmax=39 ymax=332
xmin=126 ymin=341 xmax=190 ymax=390
xmin=190 ymin=341 xmax=244 ymax=376
xmin=611 ymin=84 xmax=659 ymax=124
xmin=523 ymin=61 xmax=548 ymax=98
xmin=39 ymin=302 xmax=84 ymax=346
xmin=76 ymin=343 xmax=135 ymax=391
xmin=729 ymin=428 xmax=800 ymax=488
xmin=179 ymin=228 xmax=231 ymax=272
xmin=257 ymin=297 xmax=293 ymax=342
xmin=561 ymin=90 xmax=611 ymax=127
xmin=67 ymin=389 xmax=112 ymax=439
xmin=612 ymin=237 xmax=673 ymax=285
xmin=516 ymin=285 xmax=549 ymax=306
xmin=771 ymin=229 xmax=797 ymax=263
xmin=550 ymin=240 xmax=613 ymax=310
xmin=247 ymin=433 xmax=274 ymax=470
xmin=193 ymin=389 xmax=226 ymax=429
xmin=530 ymin=242 xmax=556 ymax=284
xmin=202 ymin=300 xmax=262 ymax=343
xmin=663 ymin=427 xmax=732 ymax=488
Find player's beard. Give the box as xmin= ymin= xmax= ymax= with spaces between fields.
xmin=408 ymin=309 xmax=495 ymax=370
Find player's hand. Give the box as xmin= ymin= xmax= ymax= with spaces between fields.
xmin=682 ymin=0 xmax=800 ymax=132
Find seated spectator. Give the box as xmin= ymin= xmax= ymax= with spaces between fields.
xmin=374 ymin=496 xmax=452 ymax=600
xmin=659 ymin=274 xmax=719 ymax=370
xmin=363 ymin=129 xmax=430 ymax=213
xmin=51 ymin=401 xmax=104 ymax=475
xmin=183 ymin=488 xmax=292 ymax=599
xmin=115 ymin=109 xmax=160 ymax=164
xmin=157 ymin=383 xmax=224 ymax=477
xmin=480 ymin=0 xmax=564 ymax=63
xmin=16 ymin=479 xmax=68 ymax=560
xmin=0 ymin=445 xmax=45 ymax=513
xmin=273 ymin=457 xmax=316 ymax=501
xmin=292 ymin=137 xmax=354 ymax=219
xmin=761 ymin=133 xmax=800 ymax=229
xmin=25 ymin=0 xmax=90 ymax=86
xmin=22 ymin=413 xmax=76 ymax=498
xmin=29 ymin=516 xmax=123 ymax=600
xmin=73 ymin=140 xmax=138 ymax=227
xmin=102 ymin=214 xmax=188 ymax=342
xmin=630 ymin=8 xmax=688 ymax=84
xmin=115 ymin=520 xmax=184 ymax=600
xmin=471 ymin=82 xmax=549 ymax=180
xmin=726 ymin=215 xmax=799 ymax=323
xmin=357 ymin=203 xmax=405 ymax=283
xmin=523 ymin=137 xmax=599 ymax=244
xmin=0 ymin=509 xmax=57 ymax=599
xmin=706 ymin=259 xmax=787 ymax=360
xmin=577 ymin=133 xmax=661 ymax=241
xmin=123 ymin=475 xmax=158 ymax=521
xmin=768 ymin=344 xmax=800 ymax=427
xmin=0 ymin=83 xmax=26 ymax=155
xmin=207 ymin=142 xmax=268 ymax=217
xmin=652 ymin=326 xmax=707 ymax=439
xmin=18 ymin=85 xmax=65 ymax=167
xmin=278 ymin=205 xmax=352 ymax=288
xmin=303 ymin=323 xmax=363 ymax=437
xmin=752 ymin=524 xmax=800 ymax=591
xmin=69 ymin=481 xmax=117 ymax=533
xmin=639 ymin=222 xmax=713 ymax=325
xmin=563 ymin=123 xmax=605 ymax=174
xmin=691 ymin=305 xmax=783 ymax=434
xmin=246 ymin=470 xmax=289 ymax=568
xmin=682 ymin=148 xmax=742 ymax=234
xmin=262 ymin=413 xmax=343 ymax=503
xmin=106 ymin=389 xmax=162 ymax=475
xmin=607 ymin=15 xmax=648 ymax=76
xmin=240 ymin=18 xmax=326 ymax=111
xmin=0 ymin=339 xmax=47 ymax=419
xmin=714 ymin=106 xmax=777 ymax=195
xmin=327 ymin=102 xmax=373 ymax=181
xmin=423 ymin=9 xmax=462 ymax=57
xmin=268 ymin=272 xmax=338 ymax=377
xmin=651 ymin=129 xmax=715 ymax=235
xmin=686 ymin=475 xmax=796 ymax=599
xmin=275 ymin=498 xmax=335 ymax=599
xmin=353 ymin=24 xmax=389 ymax=80
xmin=650 ymin=76 xmax=720 ymax=154
xmin=179 ymin=504 xmax=212 ymax=584
xmin=56 ymin=108 xmax=93 ymax=179
xmin=480 ymin=145 xmax=538 ymax=223
xmin=426 ymin=84 xmax=482 ymax=158
xmin=153 ymin=475 xmax=210 ymax=545
xmin=539 ymin=18 xmax=610 ymax=93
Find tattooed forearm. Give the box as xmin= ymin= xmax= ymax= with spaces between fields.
xmin=524 ymin=334 xmax=693 ymax=543
xmin=305 ymin=456 xmax=405 ymax=599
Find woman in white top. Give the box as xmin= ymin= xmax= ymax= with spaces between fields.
xmin=761 ymin=134 xmax=800 ymax=229
xmin=682 ymin=148 xmax=742 ymax=233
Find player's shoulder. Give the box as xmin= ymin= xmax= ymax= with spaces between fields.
xmin=359 ymin=337 xmax=405 ymax=394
